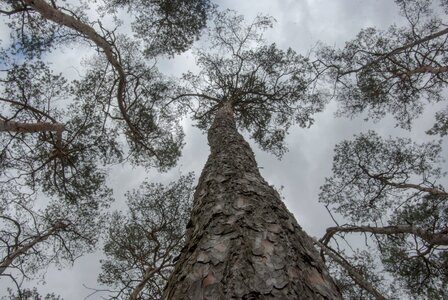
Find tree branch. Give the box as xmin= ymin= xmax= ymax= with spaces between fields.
xmin=0 ymin=119 xmax=64 ymax=149
xmin=0 ymin=120 xmax=63 ymax=134
xmin=169 ymin=93 xmax=221 ymax=105
xmin=358 ymin=163 xmax=448 ymax=197
xmin=128 ymin=266 xmax=161 ymax=300
xmin=401 ymin=65 xmax=448 ymax=77
xmin=340 ymin=27 xmax=448 ymax=75
xmin=0 ymin=222 xmax=66 ymax=275
xmin=0 ymin=7 xmax=33 ymax=16
xmin=22 ymin=0 xmax=140 ymax=143
xmin=313 ymin=238 xmax=387 ymax=300
xmin=0 ymin=97 xmax=59 ymax=123
xmin=321 ymin=225 xmax=448 ymax=246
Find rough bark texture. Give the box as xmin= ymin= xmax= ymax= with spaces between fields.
xmin=163 ymin=103 xmax=341 ymax=299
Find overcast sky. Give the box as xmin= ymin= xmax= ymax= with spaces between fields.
xmin=2 ymin=0 xmax=447 ymax=299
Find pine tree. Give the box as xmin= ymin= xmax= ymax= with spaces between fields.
xmin=162 ymin=11 xmax=341 ymax=299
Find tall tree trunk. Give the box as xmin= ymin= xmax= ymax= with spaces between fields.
xmin=163 ymin=102 xmax=341 ymax=299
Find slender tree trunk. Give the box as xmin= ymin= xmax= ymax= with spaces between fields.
xmin=163 ymin=102 xmax=341 ymax=299
xmin=0 ymin=226 xmax=59 ymax=275
xmin=129 ymin=266 xmax=160 ymax=300
xmin=313 ymin=238 xmax=386 ymax=300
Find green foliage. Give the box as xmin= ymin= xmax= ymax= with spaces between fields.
xmin=99 ymin=0 xmax=213 ymax=57
xmin=317 ymin=2 xmax=448 ymax=296
xmin=2 ymin=288 xmax=62 ymax=300
xmin=316 ymin=0 xmax=448 ymax=130
xmin=0 ymin=0 xmax=82 ymax=57
xmin=0 ymin=182 xmax=110 ymax=292
xmin=320 ymin=131 xmax=448 ymax=298
xmin=178 ymin=10 xmax=325 ymax=157
xmin=320 ymin=131 xmax=444 ymax=222
xmin=1 ymin=0 xmax=211 ymax=58
xmin=428 ymin=107 xmax=448 ymax=137
xmin=1 ymin=59 xmax=67 ymax=121
xmin=0 ymin=59 xmax=113 ymax=204
xmin=381 ymin=196 xmax=448 ymax=298
xmin=98 ymin=173 xmax=194 ymax=299
xmin=69 ymin=38 xmax=184 ymax=171
xmin=0 ymin=0 xmax=210 ymax=294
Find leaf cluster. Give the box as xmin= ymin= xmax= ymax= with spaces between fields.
xmin=316 ymin=0 xmax=448 ymax=130
xmin=177 ymin=10 xmax=326 ymax=157
xmin=98 ymin=173 xmax=194 ymax=300
xmin=320 ymin=131 xmax=447 ymax=298
xmin=99 ymin=0 xmax=213 ymax=57
xmin=0 ymin=0 xmax=211 ymax=294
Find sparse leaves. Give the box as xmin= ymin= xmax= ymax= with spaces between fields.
xmin=98 ymin=173 xmax=194 ymax=300
xmin=316 ymin=0 xmax=448 ymax=130
xmin=319 ymin=131 xmax=448 ymax=298
xmin=1 ymin=287 xmax=62 ymax=300
xmin=320 ymin=131 xmax=445 ymax=222
xmin=178 ymin=10 xmax=326 ymax=157
xmin=0 ymin=0 xmax=210 ymax=294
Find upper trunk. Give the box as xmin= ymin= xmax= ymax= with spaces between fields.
xmin=163 ymin=101 xmax=341 ymax=299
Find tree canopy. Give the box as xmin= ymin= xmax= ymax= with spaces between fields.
xmin=315 ymin=0 xmax=448 ymax=298
xmin=176 ymin=9 xmax=325 ymax=157
xmin=0 ymin=0 xmax=211 ymax=296
xmin=319 ymin=131 xmax=447 ymax=298
xmin=97 ymin=173 xmax=194 ymax=300
xmin=316 ymin=0 xmax=448 ymax=131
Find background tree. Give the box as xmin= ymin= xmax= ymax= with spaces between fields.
xmin=316 ymin=0 xmax=448 ymax=131
xmin=0 ymin=57 xmax=114 ymax=295
xmin=319 ymin=131 xmax=447 ymax=299
xmin=315 ymin=1 xmax=448 ymax=298
xmin=162 ymin=10 xmax=340 ymax=298
xmin=0 ymin=0 xmax=211 ymax=293
xmin=96 ymin=173 xmax=194 ymax=300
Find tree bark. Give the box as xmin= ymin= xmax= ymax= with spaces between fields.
xmin=163 ymin=102 xmax=341 ymax=299
xmin=0 ymin=120 xmax=64 ymax=149
xmin=0 ymin=120 xmax=63 ymax=134
xmin=322 ymin=225 xmax=448 ymax=246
